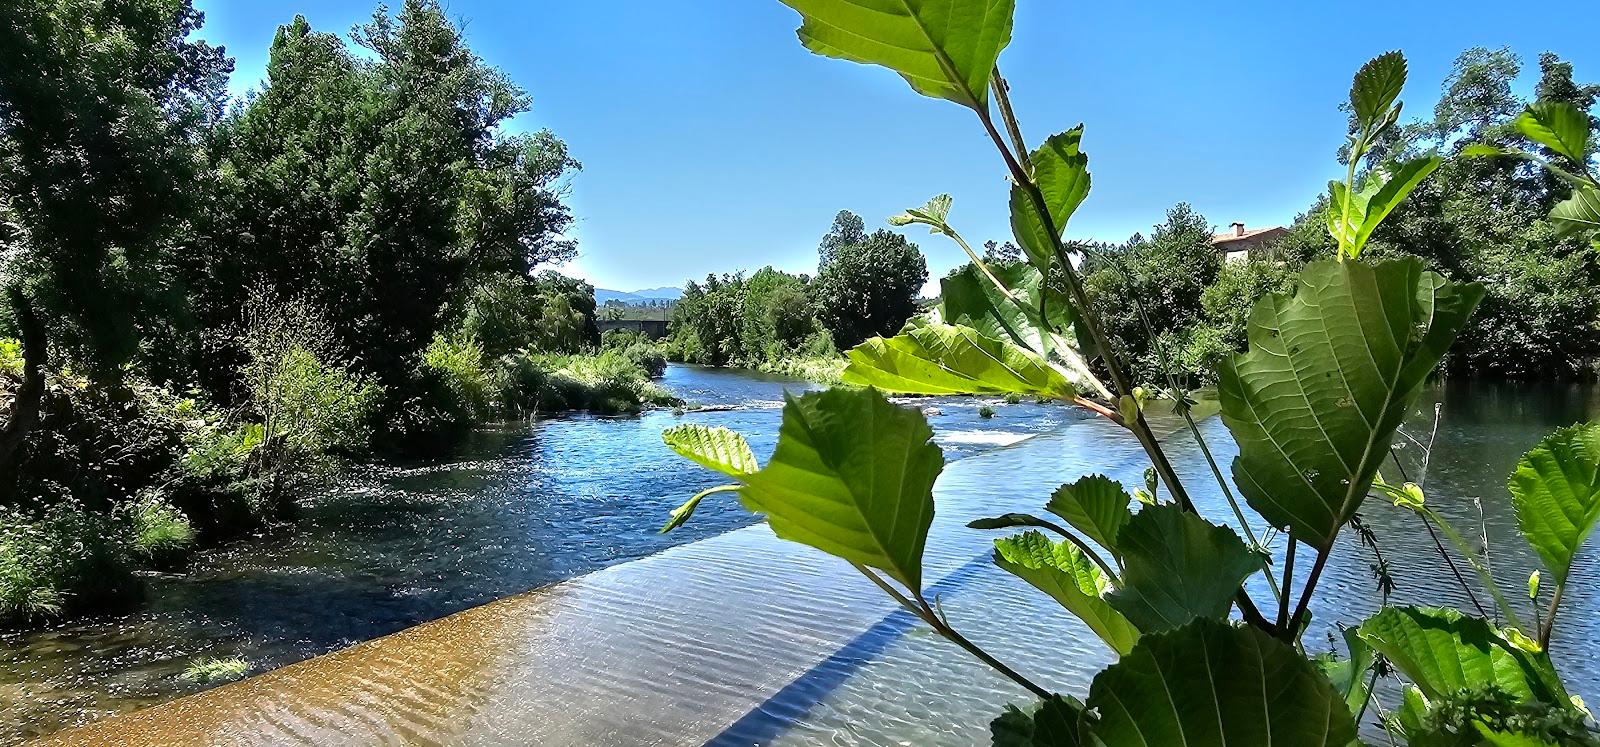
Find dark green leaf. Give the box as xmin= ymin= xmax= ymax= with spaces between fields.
xmin=1105 ymin=504 xmax=1263 ymax=632
xmin=1508 ymin=421 xmax=1600 ymax=585
xmin=662 ymin=424 xmax=758 ymax=477
xmin=1312 ymin=626 xmax=1377 ymax=718
xmin=1218 ymin=258 xmax=1484 ymax=550
xmin=1550 ymin=186 xmax=1600 ymax=237
xmin=1011 ymin=127 xmax=1090 ymax=273
xmin=994 ymin=531 xmax=1140 ymax=655
xmin=1351 ymin=51 xmax=1407 ymax=131
xmin=1044 ymin=475 xmax=1133 ymax=555
xmin=991 ymin=696 xmax=1085 ymax=747
xmin=968 ymin=512 xmax=1056 ymax=531
xmin=1515 ymin=101 xmax=1592 ymax=164
xmin=1085 ymin=619 xmax=1357 ymax=746
xmin=1356 ymin=607 xmax=1569 ymax=704
xmin=777 ymin=0 xmax=1014 ymax=112
xmin=843 ymin=321 xmax=1077 ymax=399
xmin=740 ymin=387 xmax=943 ymax=590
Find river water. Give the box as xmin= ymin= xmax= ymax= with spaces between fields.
xmin=5 ymin=368 xmax=1599 ymax=744
xmin=0 ymin=365 xmax=1080 ymax=743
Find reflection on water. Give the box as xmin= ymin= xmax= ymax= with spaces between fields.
xmin=1 ymin=364 xmax=1078 ymax=743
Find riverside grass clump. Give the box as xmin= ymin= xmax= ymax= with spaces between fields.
xmin=659 ymin=3 xmax=1600 ymax=745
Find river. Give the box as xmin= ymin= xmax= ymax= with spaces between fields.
xmin=4 ymin=368 xmax=1599 ymax=744
xmin=0 ymin=364 xmax=1081 ymax=743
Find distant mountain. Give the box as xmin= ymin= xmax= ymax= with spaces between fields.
xmin=595 ymin=286 xmax=683 ymax=305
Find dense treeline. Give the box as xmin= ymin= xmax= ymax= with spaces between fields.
xmin=0 ymin=0 xmax=664 ymax=622
xmin=665 ymin=210 xmax=928 ymax=381
xmin=1076 ymin=48 xmax=1600 ymax=389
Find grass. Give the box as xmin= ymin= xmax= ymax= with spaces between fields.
xmin=756 ymin=355 xmax=846 ymax=385
xmin=978 ymin=405 xmax=996 ymax=419
xmin=182 ymin=656 xmax=250 ymax=684
xmin=130 ymin=497 xmax=196 ymax=560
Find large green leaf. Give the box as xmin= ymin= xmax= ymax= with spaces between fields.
xmin=1515 ymin=101 xmax=1592 ymax=164
xmin=1011 ymin=128 xmax=1090 ymax=273
xmin=936 ymin=263 xmax=1105 ymax=396
xmin=1044 ymin=475 xmax=1132 ymax=556
xmin=843 ymin=321 xmax=1076 ymax=399
xmin=1218 ymin=258 xmax=1484 ymax=550
xmin=994 ymin=531 xmax=1140 ymax=655
xmin=1326 ymin=155 xmax=1442 ymax=258
xmin=740 ymin=387 xmax=943 ymax=590
xmin=776 ymin=0 xmax=1014 ymax=112
xmin=1085 ymin=619 xmax=1357 ymax=746
xmin=1104 ymin=504 xmax=1262 ymax=632
xmin=1356 ymin=607 xmax=1569 ymax=704
xmin=1350 ymin=51 xmax=1407 ymax=131
xmin=1508 ymin=422 xmax=1600 ymax=585
xmin=1549 ymin=186 xmax=1600 ymax=237
xmin=662 ymin=424 xmax=758 ymax=477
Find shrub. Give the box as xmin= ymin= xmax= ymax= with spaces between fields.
xmin=421 ymin=331 xmax=494 ymax=422
xmin=977 ymin=405 xmax=996 ymax=419
xmin=0 ymin=337 xmax=21 ymax=376
xmin=495 ymin=349 xmax=679 ymax=415
xmin=0 ymin=504 xmax=138 ymax=623
xmin=620 ymin=341 xmax=667 ymax=378
xmin=126 ymin=494 xmax=196 ymax=564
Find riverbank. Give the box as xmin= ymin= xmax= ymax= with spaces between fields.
xmin=0 ymin=364 xmax=1077 ymax=742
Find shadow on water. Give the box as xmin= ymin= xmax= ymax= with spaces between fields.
xmin=0 ymin=364 xmax=1078 ymax=742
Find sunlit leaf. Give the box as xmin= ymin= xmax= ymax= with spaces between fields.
xmin=889 ymin=193 xmax=953 ymax=232
xmin=1105 ymin=504 xmax=1263 ymax=632
xmin=1085 ymin=619 xmax=1357 ymax=746
xmin=740 ymin=387 xmax=942 ymax=590
xmin=1351 ymin=51 xmax=1407 ymax=132
xmin=1011 ymin=127 xmax=1090 ymax=273
xmin=936 ymin=263 xmax=1106 ymax=396
xmin=991 ymin=695 xmax=1085 ymax=747
xmin=1044 ymin=474 xmax=1132 ymax=556
xmin=843 ymin=321 xmax=1076 ymax=399
xmin=1326 ymin=155 xmax=1442 ymax=258
xmin=1550 ymin=186 xmax=1600 ymax=237
xmin=1515 ymin=101 xmax=1592 ymax=164
xmin=1507 ymin=421 xmax=1600 ymax=585
xmin=1218 ymin=258 xmax=1484 ymax=550
xmin=662 ymin=424 xmax=758 ymax=477
xmin=1356 ymin=607 xmax=1569 ymax=704
xmin=994 ymin=531 xmax=1140 ymax=655
xmin=1476 ymin=727 xmax=1561 ymax=747
xmin=776 ymin=0 xmax=1014 ymax=112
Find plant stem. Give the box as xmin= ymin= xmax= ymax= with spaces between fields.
xmin=1354 ymin=661 xmax=1382 ymax=728
xmin=990 ymin=72 xmax=1031 ymax=172
xmin=943 ymin=227 xmax=1021 ymax=304
xmin=1284 ymin=545 xmax=1329 ymax=641
xmin=853 ymin=565 xmax=1052 ymax=700
xmin=1423 ymin=507 xmax=1524 ymax=630
xmin=1278 ymin=537 xmax=1297 ymax=629
xmin=1541 ymin=581 xmax=1564 ymax=650
xmin=1419 ymin=517 xmax=1490 ymax=619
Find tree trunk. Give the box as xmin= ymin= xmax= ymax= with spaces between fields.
xmin=0 ymin=287 xmax=47 ymax=503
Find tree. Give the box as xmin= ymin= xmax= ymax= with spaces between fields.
xmin=0 ymin=0 xmax=231 ymax=494
xmin=817 ymin=209 xmax=867 ymax=267
xmin=982 ymin=239 xmax=1021 ymax=262
xmin=810 ymin=213 xmax=928 ymax=349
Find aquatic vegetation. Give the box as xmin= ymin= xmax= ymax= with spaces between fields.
xmin=181 ymin=657 xmax=249 ymax=684
xmin=978 ymin=405 xmax=996 ymax=419
xmin=662 ymin=3 xmax=1600 ymax=744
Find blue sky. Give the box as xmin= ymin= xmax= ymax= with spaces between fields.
xmin=193 ymin=1 xmax=1597 ymax=293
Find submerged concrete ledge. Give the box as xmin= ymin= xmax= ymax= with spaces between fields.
xmin=42 ymin=417 xmax=1147 ymax=746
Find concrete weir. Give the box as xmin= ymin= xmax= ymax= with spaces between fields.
xmin=41 ymin=417 xmax=1148 ymax=746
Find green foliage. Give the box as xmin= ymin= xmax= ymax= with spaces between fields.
xmin=0 ymin=339 xmax=21 ymax=377
xmin=937 ymin=261 xmax=1103 ymax=395
xmin=1104 ymin=504 xmax=1261 ymax=633
xmin=1011 ymin=128 xmax=1091 ymax=273
xmin=1357 ymin=607 xmax=1568 ymax=704
xmin=992 ymin=531 xmax=1137 ymax=655
xmin=1219 ymin=258 xmax=1483 ymax=550
xmin=978 ymin=405 xmax=996 ymax=418
xmin=843 ymin=321 xmax=1075 ymax=399
xmin=775 ymin=0 xmax=1013 ymax=112
xmin=662 ymin=425 xmax=758 ymax=478
xmin=127 ymin=496 xmax=196 ymax=562
xmin=181 ymin=657 xmax=249 ymax=684
xmin=669 ymin=266 xmax=837 ymax=375
xmin=1409 ymin=687 xmax=1598 ymax=746
xmin=1084 ymin=620 xmax=1357 ymax=746
xmin=811 ymin=214 xmax=929 ymax=350
xmin=422 ymin=332 xmax=494 ymax=423
xmin=0 ymin=504 xmax=140 ymax=622
xmin=721 ymin=387 xmax=942 ymax=591
xmin=494 ymin=349 xmax=679 ymax=417
xmin=1044 ymin=475 xmax=1132 ymax=557
xmin=1507 ymin=422 xmax=1600 ymax=586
